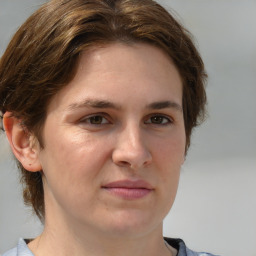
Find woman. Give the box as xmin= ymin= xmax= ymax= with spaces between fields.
xmin=0 ymin=0 xmax=217 ymax=255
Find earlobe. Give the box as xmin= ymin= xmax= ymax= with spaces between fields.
xmin=3 ymin=112 xmax=42 ymax=172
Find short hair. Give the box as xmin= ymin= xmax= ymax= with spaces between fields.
xmin=0 ymin=0 xmax=207 ymax=221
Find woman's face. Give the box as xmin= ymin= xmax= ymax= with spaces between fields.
xmin=38 ymin=43 xmax=186 ymax=238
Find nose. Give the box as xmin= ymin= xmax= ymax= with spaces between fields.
xmin=112 ymin=125 xmax=152 ymax=170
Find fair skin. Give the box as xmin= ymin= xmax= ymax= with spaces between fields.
xmin=4 ymin=43 xmax=185 ymax=256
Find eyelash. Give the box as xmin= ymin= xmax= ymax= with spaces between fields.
xmin=144 ymin=114 xmax=173 ymax=125
xmin=79 ymin=113 xmax=111 ymax=125
xmin=78 ymin=113 xmax=173 ymax=126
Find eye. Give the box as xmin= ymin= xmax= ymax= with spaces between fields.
xmin=80 ymin=115 xmax=110 ymax=125
xmin=144 ymin=115 xmax=172 ymax=125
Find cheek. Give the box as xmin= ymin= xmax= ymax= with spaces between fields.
xmin=151 ymin=130 xmax=185 ymax=195
xmin=39 ymin=133 xmax=109 ymax=213
xmin=152 ymin=131 xmax=185 ymax=167
xmin=42 ymin=126 xmax=110 ymax=170
xmin=39 ymin=128 xmax=112 ymax=199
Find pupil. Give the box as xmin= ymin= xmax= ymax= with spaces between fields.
xmin=91 ymin=116 xmax=102 ymax=124
xmin=152 ymin=116 xmax=162 ymax=124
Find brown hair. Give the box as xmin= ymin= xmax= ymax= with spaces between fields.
xmin=0 ymin=0 xmax=207 ymax=221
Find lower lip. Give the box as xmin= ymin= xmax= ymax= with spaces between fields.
xmin=103 ymin=187 xmax=152 ymax=200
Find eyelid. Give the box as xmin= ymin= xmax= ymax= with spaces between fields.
xmin=144 ymin=114 xmax=174 ymax=125
xmin=79 ymin=112 xmax=112 ymax=125
xmin=77 ymin=112 xmax=174 ymax=127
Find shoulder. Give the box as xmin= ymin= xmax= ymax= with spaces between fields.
xmin=2 ymin=248 xmax=17 ymax=256
xmin=2 ymin=239 xmax=34 ymax=256
xmin=185 ymin=247 xmax=219 ymax=256
xmin=164 ymin=237 xmax=220 ymax=256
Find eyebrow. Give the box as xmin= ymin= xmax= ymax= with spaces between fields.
xmin=67 ymin=99 xmax=121 ymax=111
xmin=67 ymin=99 xmax=182 ymax=112
xmin=146 ymin=101 xmax=183 ymax=112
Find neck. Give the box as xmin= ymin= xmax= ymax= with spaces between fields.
xmin=28 ymin=218 xmax=173 ymax=256
xmin=28 ymin=192 xmax=175 ymax=256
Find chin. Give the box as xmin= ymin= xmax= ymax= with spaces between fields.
xmin=100 ymin=209 xmax=163 ymax=238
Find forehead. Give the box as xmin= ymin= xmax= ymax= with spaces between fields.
xmin=47 ymin=42 xmax=183 ymax=113
xmin=76 ymin=42 xmax=180 ymax=82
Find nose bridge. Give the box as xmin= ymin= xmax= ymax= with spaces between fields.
xmin=125 ymin=121 xmax=143 ymax=149
xmin=112 ymin=121 xmax=152 ymax=169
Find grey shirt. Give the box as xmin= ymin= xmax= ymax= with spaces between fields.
xmin=3 ymin=238 xmax=219 ymax=256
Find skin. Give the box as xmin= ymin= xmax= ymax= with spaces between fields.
xmin=4 ymin=43 xmax=185 ymax=256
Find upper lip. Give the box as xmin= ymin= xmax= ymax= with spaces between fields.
xmin=102 ymin=179 xmax=154 ymax=190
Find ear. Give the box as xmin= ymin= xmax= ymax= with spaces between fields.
xmin=3 ymin=112 xmax=42 ymax=172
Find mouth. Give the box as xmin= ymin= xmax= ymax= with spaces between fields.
xmin=102 ymin=179 xmax=154 ymax=200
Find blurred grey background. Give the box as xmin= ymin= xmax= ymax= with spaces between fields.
xmin=0 ymin=0 xmax=255 ymax=255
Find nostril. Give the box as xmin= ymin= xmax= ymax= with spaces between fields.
xmin=112 ymin=142 xmax=152 ymax=170
xmin=118 ymin=160 xmax=131 ymax=167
